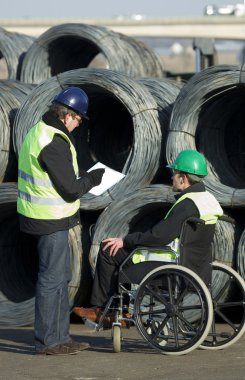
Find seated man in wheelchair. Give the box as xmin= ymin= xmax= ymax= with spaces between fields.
xmin=74 ymin=149 xmax=223 ymax=324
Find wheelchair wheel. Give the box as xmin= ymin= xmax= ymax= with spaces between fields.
xmin=112 ymin=325 xmax=121 ymax=353
xmin=200 ymin=262 xmax=245 ymax=350
xmin=134 ymin=264 xmax=213 ymax=355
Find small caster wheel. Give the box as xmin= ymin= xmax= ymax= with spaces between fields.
xmin=113 ymin=324 xmax=121 ymax=353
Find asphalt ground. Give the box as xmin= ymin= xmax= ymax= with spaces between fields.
xmin=0 ymin=321 xmax=245 ymax=380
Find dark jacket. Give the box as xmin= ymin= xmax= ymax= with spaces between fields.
xmin=19 ymin=111 xmax=95 ymax=235
xmin=123 ymin=182 xmax=212 ymax=249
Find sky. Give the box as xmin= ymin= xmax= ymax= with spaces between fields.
xmin=0 ymin=0 xmax=243 ymax=19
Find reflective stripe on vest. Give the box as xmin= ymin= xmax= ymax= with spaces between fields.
xmin=18 ymin=190 xmax=67 ymax=205
xmin=132 ymin=248 xmax=177 ymax=264
xmin=17 ymin=121 xmax=80 ymax=220
xmin=132 ymin=190 xmax=223 ymax=264
xmin=18 ymin=169 xmax=53 ymax=187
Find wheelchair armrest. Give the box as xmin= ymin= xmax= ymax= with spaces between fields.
xmin=133 ymin=245 xmax=173 ymax=251
xmin=218 ymin=215 xmax=235 ymax=224
xmin=185 ymin=217 xmax=205 ymax=225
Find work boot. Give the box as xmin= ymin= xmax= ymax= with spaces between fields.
xmin=63 ymin=340 xmax=90 ymax=351
xmin=35 ymin=343 xmax=79 ymax=355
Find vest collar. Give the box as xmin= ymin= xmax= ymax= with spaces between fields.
xmin=42 ymin=111 xmax=71 ymax=140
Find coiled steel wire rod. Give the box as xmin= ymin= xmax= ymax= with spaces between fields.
xmin=0 ymin=183 xmax=84 ymax=326
xmin=0 ymin=80 xmax=35 ymax=183
xmin=0 ymin=27 xmax=34 ymax=80
xmin=166 ymin=64 xmax=245 ymax=207
xmin=139 ymin=77 xmax=183 ymax=182
xmin=13 ymin=68 xmax=164 ymax=210
xmin=20 ymin=23 xmax=164 ymax=84
xmin=237 ymin=228 xmax=245 ymax=279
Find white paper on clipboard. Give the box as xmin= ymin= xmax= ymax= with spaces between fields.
xmin=87 ymin=162 xmax=125 ymax=196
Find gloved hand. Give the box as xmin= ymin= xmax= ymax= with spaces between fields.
xmin=89 ymin=168 xmax=105 ymax=187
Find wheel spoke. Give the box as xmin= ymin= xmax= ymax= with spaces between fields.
xmin=148 ymin=316 xmax=169 ymax=343
xmin=216 ymin=301 xmax=245 ymax=308
xmin=145 ymin=284 xmax=169 ymax=306
xmin=215 ymin=308 xmax=238 ymax=331
xmin=212 ymin=276 xmax=232 ymax=302
xmin=167 ymin=274 xmax=174 ymax=304
xmin=175 ymin=286 xmax=188 ymax=306
xmin=138 ymin=308 xmax=166 ymax=317
xmin=178 ymin=304 xmax=202 ymax=311
xmin=175 ymin=311 xmax=198 ymax=332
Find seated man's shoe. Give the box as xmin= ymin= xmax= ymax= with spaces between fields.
xmin=97 ymin=313 xmax=114 ymax=329
xmin=120 ymin=312 xmax=134 ymax=328
xmin=73 ymin=307 xmax=133 ymax=329
xmin=73 ymin=306 xmax=112 ymax=328
xmin=97 ymin=311 xmax=133 ymax=329
xmin=63 ymin=340 xmax=90 ymax=351
xmin=73 ymin=306 xmax=101 ymax=321
xmin=123 ymin=311 xmax=133 ymax=319
xmin=35 ymin=343 xmax=79 ymax=355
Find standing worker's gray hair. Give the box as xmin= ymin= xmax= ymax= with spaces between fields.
xmin=49 ymin=102 xmax=77 ymax=119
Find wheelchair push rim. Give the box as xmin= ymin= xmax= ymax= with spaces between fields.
xmin=134 ymin=264 xmax=213 ymax=355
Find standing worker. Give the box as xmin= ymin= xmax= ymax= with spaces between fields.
xmin=17 ymin=87 xmax=105 ymax=355
xmin=74 ymin=150 xmax=223 ymax=323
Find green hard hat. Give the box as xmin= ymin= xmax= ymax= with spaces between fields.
xmin=167 ymin=150 xmax=208 ymax=176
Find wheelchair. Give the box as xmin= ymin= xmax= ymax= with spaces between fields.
xmin=89 ymin=217 xmax=245 ymax=355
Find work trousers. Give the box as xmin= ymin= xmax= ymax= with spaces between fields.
xmin=34 ymin=230 xmax=72 ymax=350
xmin=90 ymin=245 xmax=132 ymax=307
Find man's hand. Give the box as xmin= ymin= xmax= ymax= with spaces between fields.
xmin=102 ymin=237 xmax=123 ymax=256
xmin=89 ymin=168 xmax=105 ymax=186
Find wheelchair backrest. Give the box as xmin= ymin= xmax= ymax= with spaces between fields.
xmin=179 ymin=218 xmax=215 ymax=287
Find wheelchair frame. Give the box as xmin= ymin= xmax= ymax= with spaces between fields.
xmin=89 ymin=217 xmax=245 ymax=355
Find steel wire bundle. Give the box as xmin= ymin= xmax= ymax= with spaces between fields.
xmin=237 ymin=229 xmax=245 ymax=279
xmin=13 ymin=68 xmax=164 ymax=210
xmin=0 ymin=183 xmax=83 ymax=326
xmin=0 ymin=182 xmax=18 ymax=221
xmin=0 ymin=27 xmax=34 ymax=80
xmin=0 ymin=80 xmax=35 ymax=182
xmin=138 ymin=77 xmax=183 ymax=181
xmin=117 ymin=32 xmax=164 ymax=78
xmin=20 ymin=23 xmax=164 ymax=84
xmin=166 ymin=64 xmax=245 ymax=207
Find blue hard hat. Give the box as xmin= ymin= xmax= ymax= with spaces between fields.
xmin=54 ymin=87 xmax=89 ymax=119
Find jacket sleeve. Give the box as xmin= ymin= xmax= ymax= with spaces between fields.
xmin=38 ymin=135 xmax=94 ymax=202
xmin=123 ymin=198 xmax=200 ymax=250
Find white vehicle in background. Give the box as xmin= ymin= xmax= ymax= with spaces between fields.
xmin=234 ymin=2 xmax=245 ymax=15
xmin=204 ymin=3 xmax=245 ymax=16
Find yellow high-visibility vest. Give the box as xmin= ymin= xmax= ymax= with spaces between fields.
xmin=17 ymin=121 xmax=80 ymax=220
